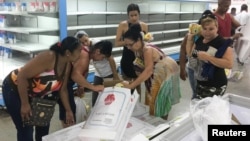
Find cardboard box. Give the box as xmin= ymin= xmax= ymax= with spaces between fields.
xmin=78 ymin=87 xmax=139 ymax=141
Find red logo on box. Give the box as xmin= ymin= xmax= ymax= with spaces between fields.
xmin=104 ymin=94 xmax=115 ymax=105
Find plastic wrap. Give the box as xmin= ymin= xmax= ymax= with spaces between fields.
xmin=74 ymin=97 xmax=88 ymax=124
xmin=190 ymin=96 xmax=231 ymax=141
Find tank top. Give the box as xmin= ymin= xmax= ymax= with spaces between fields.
xmin=120 ymin=21 xmax=145 ymax=78
xmin=9 ymin=53 xmax=67 ymax=97
xmin=214 ymin=13 xmax=232 ymax=37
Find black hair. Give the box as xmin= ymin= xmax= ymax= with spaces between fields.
xmin=198 ymin=10 xmax=214 ymax=24
xmin=241 ymin=4 xmax=248 ymax=11
xmin=50 ymin=36 xmax=81 ymax=55
xmin=90 ymin=40 xmax=113 ymax=57
xmin=123 ymin=23 xmax=142 ymax=42
xmin=127 ymin=3 xmax=140 ymax=15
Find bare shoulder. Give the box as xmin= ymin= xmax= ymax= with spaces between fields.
xmin=34 ymin=51 xmax=55 ymax=62
xmin=74 ymin=50 xmax=89 ymax=64
xmin=36 ymin=51 xmax=55 ymax=66
xmin=139 ymin=21 xmax=147 ymax=26
xmin=119 ymin=20 xmax=127 ymax=25
xmin=139 ymin=21 xmax=148 ymax=32
xmin=118 ymin=20 xmax=128 ymax=28
xmin=22 ymin=51 xmax=55 ymax=73
xmin=144 ymin=45 xmax=153 ymax=53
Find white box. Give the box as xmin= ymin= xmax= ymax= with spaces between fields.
xmin=78 ymin=87 xmax=139 ymax=141
xmin=42 ymin=117 xmax=154 ymax=141
xmin=43 ymin=87 xmax=140 ymax=141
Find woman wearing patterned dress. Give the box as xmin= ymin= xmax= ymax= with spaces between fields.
xmin=122 ymin=24 xmax=181 ymax=119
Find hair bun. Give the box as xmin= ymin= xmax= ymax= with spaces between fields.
xmin=129 ymin=23 xmax=142 ymax=33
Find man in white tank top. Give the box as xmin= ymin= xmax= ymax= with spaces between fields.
xmin=75 ymin=31 xmax=120 ymax=106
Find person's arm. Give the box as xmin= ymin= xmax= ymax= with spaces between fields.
xmin=186 ymin=33 xmax=197 ymax=57
xmin=231 ymin=14 xmax=243 ymax=40
xmin=17 ymin=51 xmax=54 ymax=121
xmin=198 ymin=47 xmax=233 ymax=69
xmin=58 ymin=62 xmax=74 ymax=125
xmin=140 ymin=22 xmax=148 ymax=33
xmin=231 ymin=14 xmax=241 ymax=28
xmin=179 ymin=34 xmax=188 ymax=81
xmin=71 ymin=51 xmax=104 ymax=92
xmin=125 ymin=47 xmax=154 ymax=89
xmin=115 ymin=21 xmax=126 ymax=47
xmin=107 ymin=56 xmax=120 ymax=80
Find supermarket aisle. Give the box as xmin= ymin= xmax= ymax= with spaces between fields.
xmin=0 ymin=51 xmax=250 ymax=141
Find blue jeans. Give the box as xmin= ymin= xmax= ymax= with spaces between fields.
xmin=187 ymin=67 xmax=197 ymax=99
xmin=2 ymin=77 xmax=49 ymax=141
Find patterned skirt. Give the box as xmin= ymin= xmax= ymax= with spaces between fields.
xmin=145 ymin=57 xmax=181 ymax=117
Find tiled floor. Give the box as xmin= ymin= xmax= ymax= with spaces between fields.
xmin=0 ymin=51 xmax=250 ymax=141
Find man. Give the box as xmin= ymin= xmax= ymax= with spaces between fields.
xmin=214 ymin=0 xmax=243 ymax=80
xmin=230 ymin=7 xmax=237 ymax=35
xmin=235 ymin=4 xmax=250 ymax=26
xmin=213 ymin=0 xmax=241 ymax=40
xmin=230 ymin=7 xmax=236 ymax=16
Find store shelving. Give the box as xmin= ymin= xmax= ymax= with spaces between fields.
xmin=0 ymin=1 xmax=59 ymax=58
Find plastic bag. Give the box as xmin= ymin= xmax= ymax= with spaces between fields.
xmin=74 ymin=96 xmax=88 ymax=123
xmin=190 ymin=95 xmax=231 ymax=141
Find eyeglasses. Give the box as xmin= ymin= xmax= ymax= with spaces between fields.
xmin=126 ymin=41 xmax=136 ymax=48
xmin=201 ymin=14 xmax=216 ymax=20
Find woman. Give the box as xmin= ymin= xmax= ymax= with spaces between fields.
xmin=187 ymin=12 xmax=234 ymax=99
xmin=179 ymin=10 xmax=212 ymax=100
xmin=57 ymin=40 xmax=113 ymax=128
xmin=75 ymin=31 xmax=119 ymax=107
xmin=115 ymin=3 xmax=148 ymax=95
xmin=2 ymin=36 xmax=81 ymax=141
xmin=122 ymin=24 xmax=181 ymax=119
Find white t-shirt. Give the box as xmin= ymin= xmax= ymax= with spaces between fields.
xmin=235 ymin=11 xmax=250 ymax=26
xmin=90 ymin=38 xmax=113 ymax=77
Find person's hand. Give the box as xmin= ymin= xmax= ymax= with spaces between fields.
xmin=197 ymin=51 xmax=210 ymax=61
xmin=180 ymin=69 xmax=188 ymax=81
xmin=93 ymin=85 xmax=104 ymax=92
xmin=21 ymin=103 xmax=32 ymax=122
xmin=187 ymin=33 xmax=195 ymax=41
xmin=233 ymin=33 xmax=243 ymax=40
xmin=64 ymin=110 xmax=75 ymax=127
xmin=113 ymin=75 xmax=120 ymax=80
xmin=75 ymin=87 xmax=85 ymax=98
xmin=120 ymin=81 xmax=132 ymax=89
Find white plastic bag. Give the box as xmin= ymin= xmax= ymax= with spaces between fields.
xmin=74 ymin=96 xmax=88 ymax=123
xmin=190 ymin=95 xmax=231 ymax=141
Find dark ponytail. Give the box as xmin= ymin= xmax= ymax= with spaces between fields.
xmin=124 ymin=23 xmax=142 ymax=42
xmin=50 ymin=36 xmax=81 ymax=55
